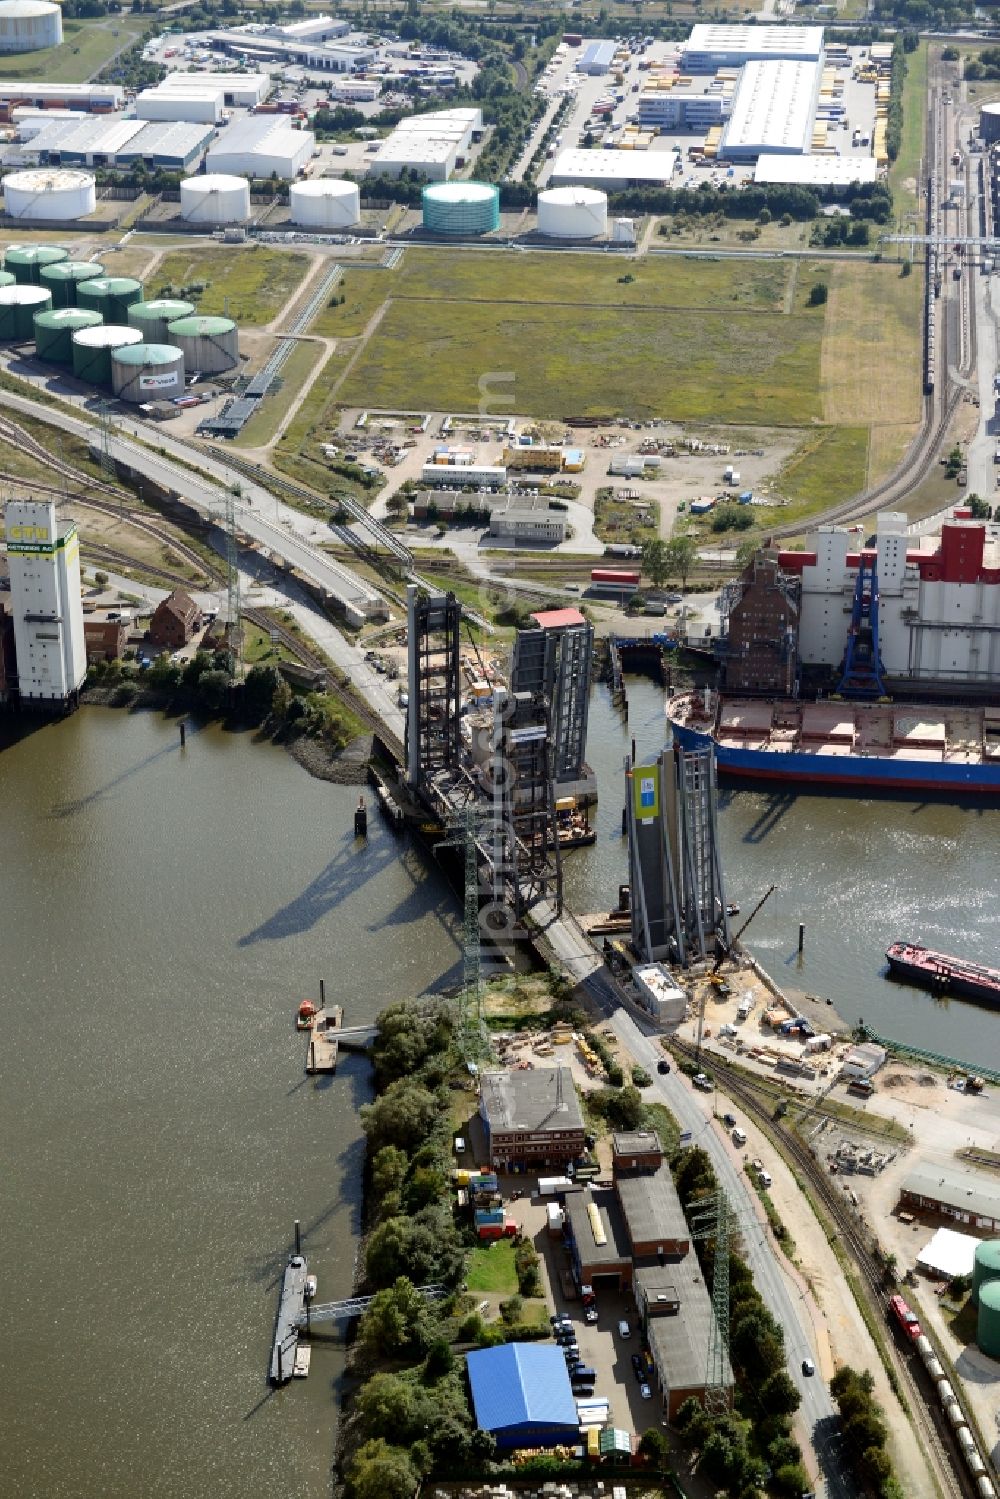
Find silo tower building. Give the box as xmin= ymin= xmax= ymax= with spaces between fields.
xmin=5 ymin=496 xmax=87 ymax=709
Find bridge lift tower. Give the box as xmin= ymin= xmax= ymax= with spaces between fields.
xmin=405 ymin=583 xmax=462 ymax=793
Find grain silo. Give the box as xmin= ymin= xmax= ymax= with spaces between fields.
xmin=179 ymin=174 xmax=251 ymax=225
xmin=977 ymin=1279 xmax=1000 ymax=1360
xmin=2 ymin=168 xmax=96 ymax=221
xmin=40 ymin=259 xmax=105 ymax=308
xmin=34 ymin=306 xmax=103 ymax=363
xmin=0 ymin=282 xmax=51 ymax=339
xmin=3 ymin=242 xmax=67 ymax=284
xmin=165 ymin=314 xmax=239 ymax=373
xmin=71 ymin=323 xmax=142 ymax=388
xmin=289 ymin=178 xmax=360 ymax=229
xmin=111 ymin=342 xmax=186 ymax=403
xmin=536 ymin=186 xmax=608 ymax=239
xmin=422 ymin=181 xmax=499 ymax=237
xmin=78 ymin=276 xmax=144 ymax=325
xmin=981 ymin=102 xmax=1000 ymax=145
xmin=127 ymin=298 xmax=196 ymax=343
xmin=0 ymin=0 xmax=62 ymax=53
xmin=972 ymin=1241 xmax=1000 ymax=1304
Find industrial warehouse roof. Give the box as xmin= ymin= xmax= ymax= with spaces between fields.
xmin=26 ymin=114 xmax=211 ymax=166
xmin=647 ymin=1248 xmax=734 ymax=1394
xmin=564 ymin=1188 xmax=632 ymax=1268
xmin=580 ymin=40 xmax=615 ymax=69
xmin=753 ymin=154 xmax=880 ymax=188
xmin=549 ymin=148 xmax=678 ymax=188
xmin=684 ymin=23 xmax=825 ymax=61
xmin=208 ymin=114 xmax=311 ymax=160
xmin=530 ymin=607 xmax=588 ymax=629
xmin=720 ymin=59 xmax=819 ymax=157
xmin=479 ymin=1067 xmax=584 ymax=1134
xmin=115 ymin=122 xmax=214 ymax=162
xmin=616 ymin=1164 xmax=690 ymax=1248
xmin=466 ymin=1344 xmax=577 ymax=1434
xmin=917 ymin=1227 xmax=980 ymax=1280
xmin=901 ymin=1163 xmax=1000 ymax=1223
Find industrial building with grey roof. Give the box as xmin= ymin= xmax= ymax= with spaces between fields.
xmin=645 ymin=1247 xmax=735 ymax=1420
xmin=478 ymin=1067 xmax=586 ymax=1170
xmin=899 ymin=1163 xmax=1000 ymax=1232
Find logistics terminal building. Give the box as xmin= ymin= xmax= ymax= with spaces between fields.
xmin=681 ymin=23 xmax=825 ymax=73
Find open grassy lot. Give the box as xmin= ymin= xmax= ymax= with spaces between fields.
xmin=774 ymin=426 xmax=871 ymax=518
xmin=151 ymin=246 xmax=311 ymax=325
xmin=0 ymin=15 xmax=150 ymax=82
xmin=889 ymin=41 xmax=928 ymax=224
xmin=819 ymin=259 xmax=923 ymax=426
xmin=868 ymin=421 xmax=919 ymax=487
xmin=312 ymin=270 xmax=394 ymax=339
xmin=342 ymin=297 xmax=823 ymax=423
xmin=234 ymin=341 xmax=323 ymax=449
xmin=466 ymin=1242 xmax=518 ymax=1295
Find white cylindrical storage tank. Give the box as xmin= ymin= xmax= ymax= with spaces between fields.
xmin=0 ymin=0 xmax=62 ymax=53
xmin=71 ymin=323 xmax=142 ymax=388
xmin=2 ymin=168 xmax=96 ymax=221
xmin=179 ymin=174 xmax=250 ymax=225
xmin=111 ymin=341 xmax=186 ymax=403
xmin=536 ymin=186 xmax=608 ymax=239
xmin=612 ymin=216 xmax=636 ymax=244
xmin=0 ymin=282 xmax=50 ymax=339
xmin=165 ymin=315 xmax=239 ymax=373
xmin=289 ymin=178 xmax=360 ymax=230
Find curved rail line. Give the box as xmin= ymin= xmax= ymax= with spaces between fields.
xmin=673 ymin=1039 xmax=974 ymax=1498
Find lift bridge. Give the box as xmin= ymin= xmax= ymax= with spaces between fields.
xmin=297 ymin=1284 xmax=448 ymax=1328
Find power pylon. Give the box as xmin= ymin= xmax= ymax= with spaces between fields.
xmin=437 ymin=804 xmax=494 ymax=1065
xmin=98 ymin=400 xmax=116 ymax=486
xmin=690 ymin=1189 xmax=735 ymax=1415
xmin=224 ymin=488 xmax=242 ymax=679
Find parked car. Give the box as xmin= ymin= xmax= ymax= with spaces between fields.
xmin=723 ymin=1113 xmax=737 ymax=1128
xmin=657 ymin=1059 xmax=670 ymax=1075
xmin=631 ymin=1353 xmax=644 ymax=1381
xmin=617 ymin=1319 xmax=630 ymax=1338
xmin=802 ymin=1358 xmax=815 ymax=1377
xmin=584 ymin=1306 xmax=599 ymax=1324
xmin=639 ymin=1381 xmax=652 ymax=1399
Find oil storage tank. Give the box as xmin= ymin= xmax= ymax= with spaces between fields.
xmin=0 ymin=270 xmax=14 ymax=290
xmin=3 ymin=242 xmax=67 ymax=284
xmin=128 ymin=297 xmax=195 ymax=343
xmin=289 ymin=178 xmax=360 ymax=229
xmin=71 ymin=323 xmax=142 ymax=387
xmin=0 ymin=282 xmax=51 ymax=339
xmin=165 ymin=314 xmax=239 ymax=373
xmin=0 ymin=0 xmax=62 ymax=53
xmin=78 ymin=276 xmax=144 ymax=325
xmin=536 ymin=186 xmax=608 ymax=238
xmin=34 ymin=306 xmax=102 ymax=363
xmin=422 ymin=181 xmax=499 ymax=237
xmin=2 ymin=168 xmax=96 ymax=221
xmin=40 ymin=258 xmax=105 ymax=308
xmin=972 ymin=1241 xmax=1000 ymax=1304
xmin=180 ymin=174 xmax=251 ymax=225
xmin=977 ymin=1280 xmax=1000 ymax=1359
xmin=112 ymin=342 xmax=185 ymax=403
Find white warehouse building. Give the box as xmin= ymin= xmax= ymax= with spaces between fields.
xmin=0 ymin=0 xmax=62 ymax=54
xmin=549 ymin=148 xmax=678 ymax=189
xmin=719 ymin=59 xmax=820 ymax=160
xmin=135 ymin=84 xmax=225 ymax=125
xmin=681 ymin=23 xmax=825 ymax=73
xmin=5 ymin=496 xmax=87 ymax=708
xmin=369 ymin=108 xmax=481 ymax=182
xmin=754 ymin=154 xmax=880 ymax=192
xmin=156 ymin=71 xmax=270 ymax=108
xmin=206 ymin=115 xmax=314 ymax=179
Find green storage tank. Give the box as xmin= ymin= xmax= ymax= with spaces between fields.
xmin=976 ymin=1279 xmax=1000 ymax=1360
xmin=127 ymin=298 xmax=195 ymax=343
xmin=77 ymin=276 xmax=144 ymax=326
xmin=3 ymin=243 xmax=68 ymax=285
xmin=71 ymin=323 xmax=142 ymax=388
xmin=40 ymin=259 xmax=106 ymax=309
xmin=0 ymin=270 xmax=15 ymax=290
xmin=165 ymin=314 xmax=239 ymax=374
xmin=972 ymin=1240 xmax=1000 ymax=1304
xmin=0 ymin=283 xmax=52 ymax=340
xmin=34 ymin=306 xmax=103 ymax=364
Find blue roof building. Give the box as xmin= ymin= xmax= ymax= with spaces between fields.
xmin=466 ymin=1344 xmax=579 ymax=1449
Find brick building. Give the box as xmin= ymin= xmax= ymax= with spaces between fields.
xmin=723 ymin=551 xmax=800 ymax=695
xmin=478 ymin=1067 xmax=586 ymax=1171
xmin=149 ymin=590 xmax=203 ymax=649
xmin=84 ymin=618 xmax=128 ymax=663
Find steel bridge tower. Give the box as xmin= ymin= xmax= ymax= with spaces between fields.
xmin=493 ymin=688 xmax=563 ymax=920
xmin=405 ymin=584 xmax=462 ymax=792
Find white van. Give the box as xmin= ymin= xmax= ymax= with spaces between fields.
xmin=732 ymin=1128 xmax=747 ymax=1147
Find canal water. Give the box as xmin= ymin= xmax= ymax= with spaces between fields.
xmin=0 ymin=707 xmax=461 ymax=1499
xmin=564 ymin=678 xmax=1000 ymax=1072
xmin=2 ymin=688 xmax=997 ymax=1497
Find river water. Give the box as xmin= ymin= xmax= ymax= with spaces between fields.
xmin=2 ymin=691 xmax=997 ymax=1497
xmin=0 ymin=707 xmax=461 ymax=1499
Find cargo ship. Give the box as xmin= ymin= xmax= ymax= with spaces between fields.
xmin=668 ymin=692 xmax=1000 ymax=795
xmin=885 ymin=942 xmax=1000 ymax=1007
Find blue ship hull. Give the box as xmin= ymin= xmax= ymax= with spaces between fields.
xmin=670 ymin=719 xmax=1000 ymax=795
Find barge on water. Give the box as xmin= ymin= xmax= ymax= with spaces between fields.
xmin=885 ymin=942 xmax=1000 ymax=1008
xmin=669 ymin=692 xmax=1000 ymax=796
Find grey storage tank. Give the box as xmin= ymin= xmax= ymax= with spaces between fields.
xmin=40 ymin=258 xmax=105 ymax=308
xmin=34 ymin=305 xmax=103 ymax=363
xmin=128 ymin=297 xmax=195 ymax=344
xmin=71 ymin=323 xmax=142 ymax=387
xmin=3 ymin=242 xmax=67 ymax=284
xmin=973 ymin=1240 xmax=1000 ymax=1304
xmin=111 ymin=341 xmax=185 ymax=403
xmin=0 ymin=282 xmax=51 ymax=339
xmin=165 ymin=314 xmax=239 ymax=374
xmin=77 ymin=275 xmax=144 ymax=325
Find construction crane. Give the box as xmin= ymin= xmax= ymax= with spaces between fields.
xmin=695 ymin=884 xmax=776 ymax=1062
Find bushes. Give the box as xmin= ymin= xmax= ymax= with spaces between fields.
xmin=830 ymin=1366 xmax=900 ymax=1497
xmin=514 ymin=1240 xmax=542 ymax=1298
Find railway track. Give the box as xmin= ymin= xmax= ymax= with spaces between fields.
xmin=80 ymin=542 xmax=203 ymax=591
xmin=673 ymin=1039 xmax=972 ymax=1499
xmin=241 ymin=605 xmax=404 ymax=761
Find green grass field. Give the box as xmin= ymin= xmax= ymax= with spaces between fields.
xmin=312 ymin=271 xmax=395 ymax=339
xmin=889 ymin=41 xmax=928 ymax=223
xmin=465 ymin=1242 xmax=518 ymax=1295
xmin=775 ymin=426 xmax=871 ymax=516
xmin=0 ymin=16 xmax=149 ymax=83
xmin=152 ymin=247 xmax=311 ymax=325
